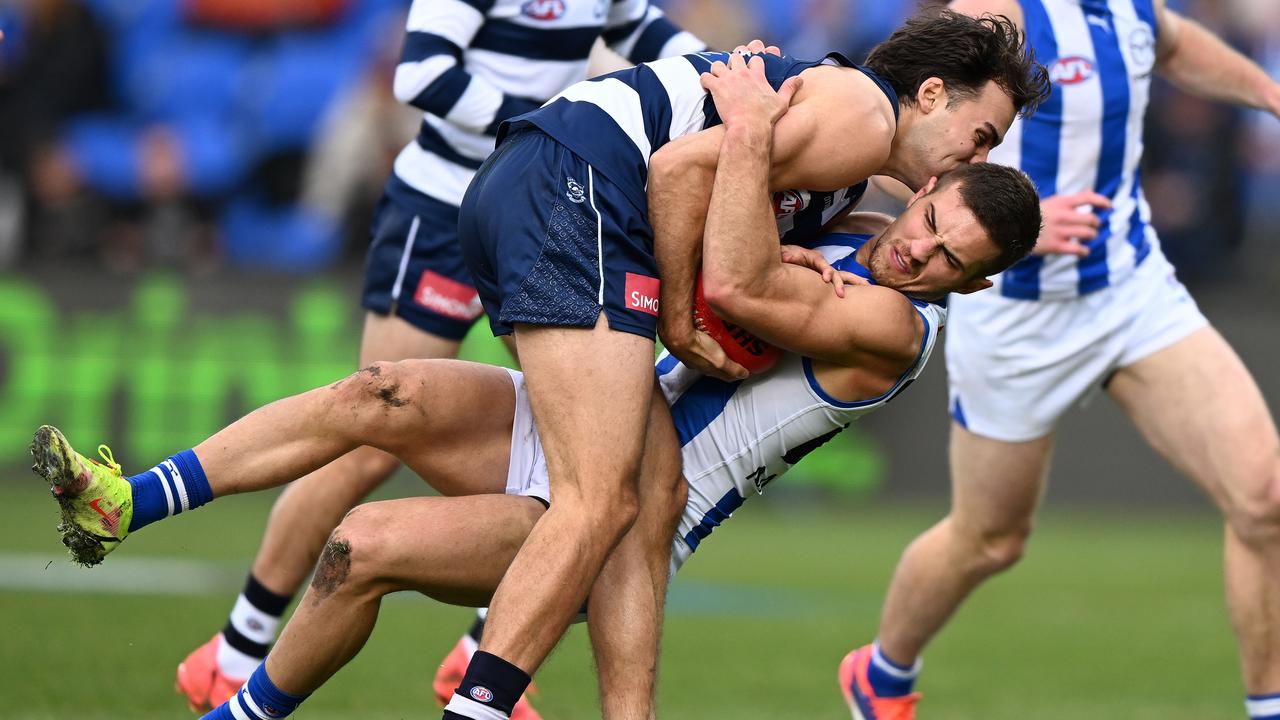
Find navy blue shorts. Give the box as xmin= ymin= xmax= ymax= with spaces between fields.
xmin=458 ymin=128 xmax=659 ymax=339
xmin=361 ymin=178 xmax=484 ymax=341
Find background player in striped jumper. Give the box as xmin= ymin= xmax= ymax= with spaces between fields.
xmin=172 ymin=1 xmax=705 ymax=714
xmin=30 ymin=121 xmax=1042 ymax=719
xmin=447 ymin=12 xmax=1048 ymax=719
xmin=841 ymin=2 xmax=1280 ymax=719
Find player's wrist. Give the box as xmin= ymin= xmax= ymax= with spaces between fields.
xmin=722 ymin=121 xmax=774 ymax=155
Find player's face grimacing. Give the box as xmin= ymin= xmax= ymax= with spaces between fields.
xmin=864 ymin=180 xmax=998 ymax=300
xmin=898 ymin=80 xmax=1016 ymax=188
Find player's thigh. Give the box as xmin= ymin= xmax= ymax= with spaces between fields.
xmin=949 ymin=422 xmax=1055 ymax=537
xmin=359 ymin=311 xmax=462 ymax=366
xmin=1108 ymin=326 xmax=1280 ymax=513
xmin=514 ymin=317 xmax=656 ymax=498
xmin=339 ymin=495 xmax=545 ymax=607
xmin=354 ymin=359 xmax=519 ymax=497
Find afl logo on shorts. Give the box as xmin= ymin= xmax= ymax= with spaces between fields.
xmin=772 ymin=189 xmax=810 ymax=217
xmin=1048 ymin=56 xmax=1094 ymax=85
xmin=470 ymin=686 xmax=495 ymax=703
xmin=522 ymin=0 xmax=565 ymax=20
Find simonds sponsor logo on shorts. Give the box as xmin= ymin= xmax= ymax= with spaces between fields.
xmin=625 ymin=273 xmax=660 ymax=316
xmin=414 ymin=270 xmax=484 ymax=321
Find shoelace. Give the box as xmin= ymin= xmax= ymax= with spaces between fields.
xmin=93 ymin=444 xmax=122 ymax=475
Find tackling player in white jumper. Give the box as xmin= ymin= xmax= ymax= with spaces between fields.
xmin=30 ymin=64 xmax=1042 ymax=714
xmin=841 ymin=2 xmax=1280 ymax=719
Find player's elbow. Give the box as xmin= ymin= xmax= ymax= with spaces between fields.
xmin=701 ymin=275 xmax=753 ymax=320
xmin=649 ymin=143 xmax=713 ymax=196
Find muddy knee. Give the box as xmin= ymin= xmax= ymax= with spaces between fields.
xmin=327 ymin=361 xmax=428 ymax=441
xmin=308 ymin=507 xmax=391 ymax=602
xmin=310 ymin=532 xmax=354 ymax=601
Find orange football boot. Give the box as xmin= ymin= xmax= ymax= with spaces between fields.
xmin=838 ymin=645 xmax=921 ymax=720
xmin=175 ymin=634 xmax=245 ymax=713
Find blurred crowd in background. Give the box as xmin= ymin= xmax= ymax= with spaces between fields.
xmin=1 ymin=0 xmax=1277 ymax=281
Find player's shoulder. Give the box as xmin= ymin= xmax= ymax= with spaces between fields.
xmin=795 ymin=64 xmax=896 ymax=145
xmin=842 ymin=285 xmax=926 ymax=356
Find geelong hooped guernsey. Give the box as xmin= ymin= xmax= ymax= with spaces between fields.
xmin=505 ymin=51 xmax=898 ymax=241
xmin=388 ymin=0 xmax=704 ymax=208
xmin=992 ymin=0 xmax=1159 ymax=301
xmin=662 ymin=234 xmax=946 ymax=572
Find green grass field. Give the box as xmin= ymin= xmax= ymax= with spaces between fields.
xmin=0 ymin=475 xmax=1239 ymax=719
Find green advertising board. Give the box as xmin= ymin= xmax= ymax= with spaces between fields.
xmin=0 ymin=275 xmax=881 ymax=493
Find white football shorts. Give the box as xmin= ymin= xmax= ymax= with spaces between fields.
xmin=945 ymin=245 xmax=1208 ymax=443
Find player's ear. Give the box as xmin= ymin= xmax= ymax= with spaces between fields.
xmin=952 ymin=277 xmax=994 ymax=295
xmin=917 ymin=77 xmax=945 ymax=114
xmin=904 ymin=176 xmax=938 ymax=208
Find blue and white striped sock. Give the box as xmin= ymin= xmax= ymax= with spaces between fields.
xmin=1247 ymin=692 xmax=1280 ymax=720
xmin=126 ymin=449 xmax=213 ymax=532
xmin=201 ymin=663 xmax=308 ymax=720
xmin=865 ymin=641 xmax=922 ymax=698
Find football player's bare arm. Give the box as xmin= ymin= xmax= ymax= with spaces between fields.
xmin=1151 ymin=0 xmax=1280 ymax=115
xmin=766 ymin=66 xmax=894 ymax=192
xmin=948 ymin=0 xmax=1024 ymax=29
xmin=701 ymin=103 xmax=920 ymax=370
xmin=650 ymin=67 xmax=890 ymax=375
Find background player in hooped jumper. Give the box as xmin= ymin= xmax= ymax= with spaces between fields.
xmin=29 ymin=80 xmax=1043 ymax=717
xmin=171 ymin=0 xmax=706 ymax=714
xmin=840 ymin=2 xmax=1280 ymax=720
xmin=448 ymin=12 xmax=1050 ymax=718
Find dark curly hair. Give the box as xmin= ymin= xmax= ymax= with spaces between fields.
xmin=865 ymin=9 xmax=1050 ymax=118
xmin=935 ymin=163 xmax=1042 ymax=275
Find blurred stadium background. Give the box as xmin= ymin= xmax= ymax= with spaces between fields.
xmin=1 ymin=0 xmax=1277 ymax=717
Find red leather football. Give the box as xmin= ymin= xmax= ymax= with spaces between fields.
xmin=692 ymin=276 xmax=782 ymax=375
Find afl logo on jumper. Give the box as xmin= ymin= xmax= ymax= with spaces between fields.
xmin=522 ymin=0 xmax=565 ymax=20
xmin=1049 ymin=56 xmax=1095 ymax=85
xmin=772 ymin=189 xmax=810 ymax=217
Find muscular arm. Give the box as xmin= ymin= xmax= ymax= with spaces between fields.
xmin=701 ymin=117 xmax=920 ymax=368
xmin=1152 ymin=0 xmax=1280 ymax=114
xmin=650 ymin=65 xmax=893 ymax=358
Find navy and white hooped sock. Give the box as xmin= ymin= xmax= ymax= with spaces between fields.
xmin=442 ymin=651 xmax=530 ymax=720
xmin=126 ymin=449 xmax=213 ymax=531
xmin=218 ymin=574 xmax=293 ymax=679
xmin=865 ymin=642 xmax=922 ymax=698
xmin=1247 ymin=692 xmax=1280 ymax=720
xmin=201 ymin=663 xmax=308 ymax=720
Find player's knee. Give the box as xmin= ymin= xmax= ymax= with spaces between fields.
xmin=332 ymin=361 xmax=416 ymax=416
xmin=978 ymin=530 xmax=1030 ymax=572
xmin=311 ymin=506 xmax=393 ymax=599
xmin=1226 ymin=457 xmax=1280 ymax=548
xmin=310 ymin=528 xmax=356 ymax=600
xmin=959 ymin=520 xmax=1033 ymax=574
xmin=558 ymin=480 xmax=640 ymax=541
